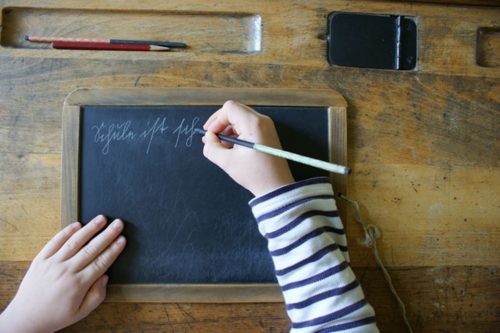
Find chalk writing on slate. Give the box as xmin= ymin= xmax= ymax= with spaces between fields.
xmin=91 ymin=116 xmax=200 ymax=154
xmin=79 ymin=105 xmax=329 ymax=284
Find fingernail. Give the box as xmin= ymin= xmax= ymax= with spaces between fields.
xmin=114 ymin=236 xmax=126 ymax=248
xmin=111 ymin=219 xmax=123 ymax=230
xmin=94 ymin=215 xmax=106 ymax=226
xmin=102 ymin=275 xmax=109 ymax=287
xmin=70 ymin=222 xmax=81 ymax=229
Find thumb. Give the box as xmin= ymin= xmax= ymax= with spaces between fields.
xmin=202 ymin=131 xmax=232 ymax=170
xmin=78 ymin=275 xmax=108 ymax=319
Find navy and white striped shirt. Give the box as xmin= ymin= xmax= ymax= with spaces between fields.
xmin=250 ymin=177 xmax=379 ymax=333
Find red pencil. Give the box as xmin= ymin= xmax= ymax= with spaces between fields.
xmin=51 ymin=41 xmax=170 ymax=51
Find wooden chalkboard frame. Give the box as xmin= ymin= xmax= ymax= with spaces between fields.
xmin=62 ymin=87 xmax=348 ymax=303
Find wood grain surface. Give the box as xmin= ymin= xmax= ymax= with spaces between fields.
xmin=0 ymin=0 xmax=499 ymax=332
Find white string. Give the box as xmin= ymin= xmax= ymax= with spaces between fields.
xmin=339 ymin=194 xmax=414 ymax=333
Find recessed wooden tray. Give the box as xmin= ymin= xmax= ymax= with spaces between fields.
xmin=1 ymin=7 xmax=262 ymax=53
xmin=477 ymin=28 xmax=500 ymax=67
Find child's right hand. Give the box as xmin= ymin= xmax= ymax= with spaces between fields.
xmin=202 ymin=101 xmax=295 ymax=197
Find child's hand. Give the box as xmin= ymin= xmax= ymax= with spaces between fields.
xmin=0 ymin=215 xmax=126 ymax=333
xmin=202 ymin=100 xmax=295 ymax=196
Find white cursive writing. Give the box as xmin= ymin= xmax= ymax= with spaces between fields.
xmin=139 ymin=117 xmax=169 ymax=154
xmin=90 ymin=116 xmax=201 ymax=155
xmin=92 ymin=120 xmax=137 ymax=155
xmin=172 ymin=117 xmax=200 ymax=148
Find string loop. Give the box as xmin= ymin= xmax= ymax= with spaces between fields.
xmin=339 ymin=194 xmax=414 ymax=333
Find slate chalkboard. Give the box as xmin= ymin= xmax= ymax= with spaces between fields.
xmin=79 ymin=105 xmax=329 ymax=285
xmin=61 ymin=87 xmax=348 ymax=302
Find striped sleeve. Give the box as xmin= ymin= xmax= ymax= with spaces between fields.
xmin=249 ymin=177 xmax=379 ymax=333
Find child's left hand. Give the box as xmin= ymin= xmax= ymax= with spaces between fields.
xmin=0 ymin=215 xmax=126 ymax=333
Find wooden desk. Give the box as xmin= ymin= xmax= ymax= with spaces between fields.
xmin=0 ymin=1 xmax=498 ymax=332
